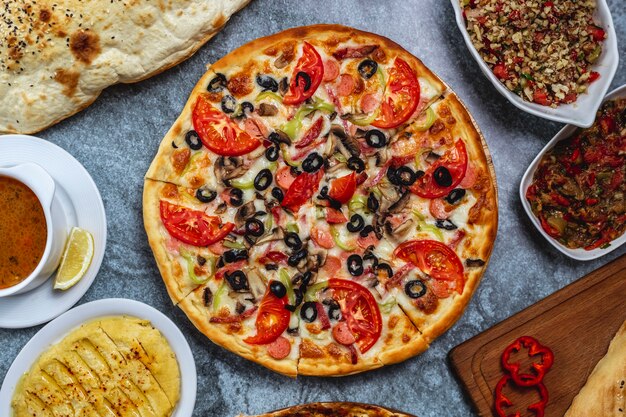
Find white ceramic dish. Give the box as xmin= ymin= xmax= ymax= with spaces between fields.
xmin=520 ymin=84 xmax=626 ymax=261
xmin=450 ymin=0 xmax=619 ymax=128
xmin=0 ymin=163 xmax=67 ymax=296
xmin=0 ymin=298 xmax=197 ymax=417
xmin=0 ymin=135 xmax=107 ymax=327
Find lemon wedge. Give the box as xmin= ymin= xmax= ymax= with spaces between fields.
xmin=54 ymin=227 xmax=94 ymax=290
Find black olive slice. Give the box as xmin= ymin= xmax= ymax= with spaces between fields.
xmin=367 ymin=193 xmax=379 ymax=212
xmin=288 ymin=249 xmax=308 ymax=267
xmin=347 ymin=254 xmax=364 ymax=276
xmin=435 ymin=219 xmax=457 ymax=230
xmin=293 ymin=287 xmax=304 ymax=307
xmin=238 ymin=101 xmax=255 ymax=117
xmin=271 ymin=186 xmax=284 ymax=202
xmin=365 ymin=129 xmax=387 ymax=148
xmin=269 ymin=280 xmax=287 ymax=298
xmin=265 ymin=263 xmax=278 ymax=271
xmin=358 ymin=59 xmax=378 ymax=79
xmin=347 ymin=156 xmax=365 ymax=173
xmin=256 ymin=74 xmax=279 ymax=92
xmin=185 ymin=130 xmax=203 ymax=150
xmin=208 ymin=73 xmax=227 ymax=93
xmin=223 ymin=249 xmax=248 ymax=263
xmin=229 ymin=188 xmax=244 ymax=207
xmin=466 ymin=258 xmax=486 ymax=267
xmin=375 ymin=263 xmax=393 ymax=279
xmin=387 ymin=166 xmax=400 ymax=185
xmin=195 ymin=187 xmax=217 ymax=203
xmin=284 ymin=232 xmax=303 ymax=250
xmin=405 ymin=280 xmax=427 ymax=299
xmin=396 ymin=166 xmax=418 ymax=186
xmin=300 ymin=301 xmax=318 ymax=322
xmin=265 ymin=145 xmax=279 ymax=162
xmin=225 ymin=270 xmax=249 ymax=291
xmin=327 ymin=302 xmax=342 ymax=321
xmin=221 ymin=95 xmax=237 ymax=114
xmin=245 ymin=218 xmax=265 ymax=237
xmin=445 ymin=188 xmax=466 ymax=205
xmin=434 ymin=166 xmax=453 ymax=187
xmin=346 ymin=214 xmax=365 ymax=233
xmin=254 ymin=169 xmax=273 ymax=191
xmin=302 ymin=152 xmax=324 ymax=173
xmin=295 ymin=71 xmax=312 ymax=91
xmin=359 ymin=224 xmax=375 ymax=237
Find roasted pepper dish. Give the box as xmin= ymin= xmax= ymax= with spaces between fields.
xmin=526 ymin=97 xmax=625 ymax=250
xmin=462 ymin=0 xmax=607 ymax=107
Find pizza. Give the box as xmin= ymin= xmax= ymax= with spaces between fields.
xmin=237 ymin=402 xmax=416 ymax=417
xmin=143 ymin=24 xmax=498 ymax=376
xmin=0 ymin=0 xmax=249 ymax=134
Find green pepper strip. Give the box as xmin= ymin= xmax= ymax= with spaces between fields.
xmin=378 ymin=300 xmax=396 ymax=314
xmin=223 ymin=240 xmax=246 ymax=249
xmin=255 ymin=91 xmax=283 ymax=104
xmin=212 ymin=282 xmax=228 ymax=312
xmin=413 ymin=107 xmax=436 ymax=132
xmin=180 ymin=251 xmax=211 ymax=285
xmin=348 ymin=195 xmax=368 ymax=213
xmin=281 ymin=144 xmax=301 ymax=167
xmin=181 ymin=152 xmax=204 ymax=176
xmin=286 ymin=223 xmax=299 ymax=234
xmin=330 ymin=226 xmax=357 ymax=251
xmin=304 ymin=281 xmax=329 ymax=302
xmin=412 ymin=209 xmax=443 ymax=241
xmin=281 ymin=98 xmax=336 ymax=139
xmin=279 ymin=269 xmax=296 ymax=305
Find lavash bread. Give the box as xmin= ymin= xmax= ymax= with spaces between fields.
xmin=564 ymin=320 xmax=626 ymax=416
xmin=0 ymin=0 xmax=249 ymax=134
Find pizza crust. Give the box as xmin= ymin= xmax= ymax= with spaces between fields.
xmin=564 ymin=321 xmax=626 ymax=417
xmin=0 ymin=0 xmax=250 ymax=134
xmin=237 ymin=402 xmax=416 ymax=417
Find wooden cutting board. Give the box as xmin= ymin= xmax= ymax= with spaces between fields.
xmin=449 ymin=254 xmax=626 ymax=417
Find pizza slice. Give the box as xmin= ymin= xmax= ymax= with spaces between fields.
xmin=381 ymin=92 xmax=497 ymax=341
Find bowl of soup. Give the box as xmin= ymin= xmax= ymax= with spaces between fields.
xmin=0 ymin=163 xmax=67 ymax=296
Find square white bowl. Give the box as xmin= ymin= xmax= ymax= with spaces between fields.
xmin=450 ymin=0 xmax=619 ymax=128
xmin=519 ymin=84 xmax=626 ymax=261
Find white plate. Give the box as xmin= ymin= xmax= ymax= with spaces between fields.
xmin=0 ymin=134 xmax=107 ymax=328
xmin=0 ymin=298 xmax=197 ymax=417
xmin=520 ymin=84 xmax=626 ymax=261
xmin=450 ymin=0 xmax=619 ymax=127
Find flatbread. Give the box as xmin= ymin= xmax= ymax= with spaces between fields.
xmin=143 ymin=24 xmax=498 ymax=376
xmin=564 ymin=320 xmax=626 ymax=417
xmin=237 ymin=402 xmax=417 ymax=417
xmin=0 ymin=0 xmax=250 ymax=134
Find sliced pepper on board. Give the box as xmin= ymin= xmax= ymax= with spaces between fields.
xmin=494 ymin=374 xmax=549 ymax=417
xmin=501 ymin=336 xmax=554 ymax=387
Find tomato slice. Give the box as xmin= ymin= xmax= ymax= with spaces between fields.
xmin=281 ymin=169 xmax=324 ymax=212
xmin=328 ymin=172 xmax=356 ymax=204
xmin=329 ymin=279 xmax=382 ymax=354
xmin=410 ymin=139 xmax=468 ymax=199
xmin=372 ymin=58 xmax=420 ymax=129
xmin=160 ymin=201 xmax=234 ymax=246
xmin=244 ymin=284 xmax=290 ymax=345
xmin=192 ymin=94 xmax=260 ymax=156
xmin=283 ymin=42 xmax=324 ymax=105
xmin=394 ymin=240 xmax=465 ymax=294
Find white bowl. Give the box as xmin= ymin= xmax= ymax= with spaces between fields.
xmin=519 ymin=84 xmax=626 ymax=261
xmin=450 ymin=0 xmax=619 ymax=128
xmin=0 ymin=298 xmax=197 ymax=416
xmin=0 ymin=163 xmax=67 ymax=296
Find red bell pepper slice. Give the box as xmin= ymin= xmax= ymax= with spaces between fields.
xmin=495 ymin=375 xmax=549 ymax=417
xmin=501 ymin=336 xmax=554 ymax=387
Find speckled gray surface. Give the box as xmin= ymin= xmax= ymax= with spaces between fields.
xmin=1 ymin=1 xmax=624 ymax=416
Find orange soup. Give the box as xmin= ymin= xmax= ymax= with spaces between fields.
xmin=0 ymin=176 xmax=47 ymax=288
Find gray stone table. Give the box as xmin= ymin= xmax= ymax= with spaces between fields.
xmin=1 ymin=1 xmax=624 ymax=416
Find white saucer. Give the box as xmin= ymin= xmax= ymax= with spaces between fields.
xmin=0 ymin=299 xmax=197 ymax=417
xmin=0 ymin=134 xmax=107 ymax=328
